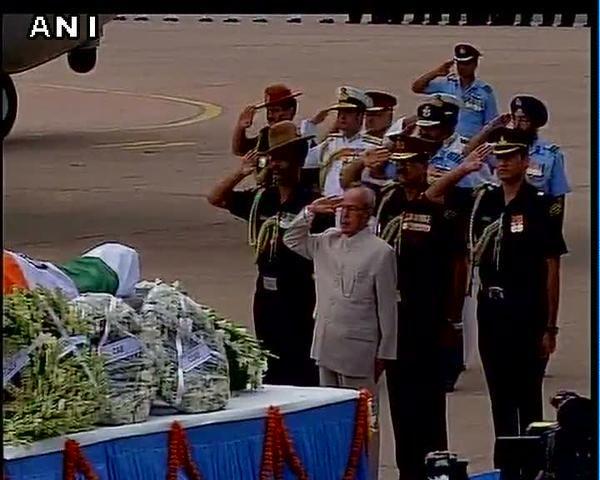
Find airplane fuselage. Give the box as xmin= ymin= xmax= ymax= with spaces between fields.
xmin=2 ymin=14 xmax=113 ymax=74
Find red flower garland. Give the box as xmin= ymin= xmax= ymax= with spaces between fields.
xmin=166 ymin=421 xmax=203 ymax=480
xmin=259 ymin=406 xmax=309 ymax=480
xmin=63 ymin=439 xmax=99 ymax=480
xmin=43 ymin=393 xmax=369 ymax=480
xmin=342 ymin=389 xmax=372 ymax=480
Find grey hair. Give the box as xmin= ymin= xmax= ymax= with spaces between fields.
xmin=347 ymin=186 xmax=376 ymax=212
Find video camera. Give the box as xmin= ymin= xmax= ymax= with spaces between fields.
xmin=425 ymin=451 xmax=469 ymax=479
xmin=495 ymin=390 xmax=593 ymax=480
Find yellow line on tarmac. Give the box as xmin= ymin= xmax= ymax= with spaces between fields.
xmin=36 ymin=84 xmax=222 ymax=132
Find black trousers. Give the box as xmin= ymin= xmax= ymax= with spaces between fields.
xmin=477 ymin=295 xmax=549 ymax=467
xmin=253 ymin=279 xmax=319 ymax=387
xmin=387 ymin=348 xmax=447 ymax=480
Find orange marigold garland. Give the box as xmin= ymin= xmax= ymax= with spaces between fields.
xmin=63 ymin=439 xmax=99 ymax=480
xmin=277 ymin=410 xmax=309 ymax=480
xmin=342 ymin=389 xmax=373 ymax=480
xmin=260 ymin=406 xmax=278 ymax=480
xmin=166 ymin=421 xmax=203 ymax=480
xmin=260 ymin=406 xmax=309 ymax=480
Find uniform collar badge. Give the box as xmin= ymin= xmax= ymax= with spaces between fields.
xmin=510 ymin=214 xmax=524 ymax=233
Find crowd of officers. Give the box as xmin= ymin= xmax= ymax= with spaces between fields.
xmin=348 ymin=9 xmax=590 ymax=27
xmin=207 ymin=42 xmax=570 ymax=479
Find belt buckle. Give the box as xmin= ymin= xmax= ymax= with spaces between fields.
xmin=488 ymin=286 xmax=504 ymax=300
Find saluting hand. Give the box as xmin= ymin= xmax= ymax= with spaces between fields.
xmin=238 ymin=105 xmax=256 ymax=129
xmin=238 ymin=150 xmax=259 ymax=176
xmin=363 ymin=147 xmax=391 ymax=170
xmin=311 ymin=108 xmax=330 ymax=125
xmin=435 ymin=59 xmax=455 ymax=77
xmin=461 ymin=143 xmax=493 ymax=173
xmin=307 ymin=196 xmax=343 ymax=215
xmin=488 ymin=112 xmax=512 ymax=130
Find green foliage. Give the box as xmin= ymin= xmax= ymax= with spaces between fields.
xmin=3 ymin=289 xmax=108 ymax=445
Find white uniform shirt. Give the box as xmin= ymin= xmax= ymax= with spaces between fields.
xmin=303 ymin=128 xmax=374 ymax=197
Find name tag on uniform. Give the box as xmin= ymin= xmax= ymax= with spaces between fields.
xmin=527 ymin=162 xmax=544 ymax=178
xmin=263 ymin=276 xmax=278 ymax=291
xmin=510 ymin=214 xmax=524 ymax=233
xmin=464 ymin=95 xmax=484 ymax=112
xmin=401 ymin=213 xmax=432 ymax=232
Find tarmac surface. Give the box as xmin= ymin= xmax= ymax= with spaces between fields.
xmin=3 ymin=15 xmax=591 ymax=477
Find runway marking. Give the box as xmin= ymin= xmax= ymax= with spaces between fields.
xmin=122 ymin=141 xmax=196 ymax=150
xmin=92 ymin=140 xmax=197 ymax=150
xmin=93 ymin=140 xmax=165 ymax=148
xmin=34 ymin=83 xmax=223 ymax=132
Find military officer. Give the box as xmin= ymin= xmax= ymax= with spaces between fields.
xmin=510 ymin=96 xmax=571 ymax=200
xmin=416 ymin=95 xmax=495 ymax=188
xmin=437 ymin=127 xmax=568 ymax=467
xmin=416 ymin=95 xmax=495 ymax=389
xmin=411 ymin=43 xmax=499 ymax=140
xmin=302 ymin=86 xmax=377 ymax=198
xmin=364 ymin=90 xmax=397 ymax=138
xmin=466 ymin=95 xmax=571 ymax=220
xmin=208 ymin=121 xmax=319 ymax=387
xmin=374 ymin=137 xmax=486 ymax=480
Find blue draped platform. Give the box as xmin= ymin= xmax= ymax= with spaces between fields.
xmin=4 ymin=386 xmax=368 ymax=480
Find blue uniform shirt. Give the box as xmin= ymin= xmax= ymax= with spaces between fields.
xmin=526 ymin=137 xmax=571 ymax=197
xmin=427 ymin=134 xmax=494 ymax=188
xmin=424 ymin=74 xmax=499 ymax=139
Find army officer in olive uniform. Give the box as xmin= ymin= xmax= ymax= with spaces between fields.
xmin=209 ymin=121 xmax=319 ymax=386
xmin=372 ymin=137 xmax=487 ymax=480
xmin=434 ymin=128 xmax=567 ymax=467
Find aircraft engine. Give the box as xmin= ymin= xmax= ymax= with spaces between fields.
xmin=67 ymin=46 xmax=97 ymax=74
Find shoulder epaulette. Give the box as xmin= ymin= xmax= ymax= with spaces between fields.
xmin=327 ymin=132 xmax=343 ymax=139
xmin=482 ymin=84 xmax=493 ymax=93
xmin=447 ymin=73 xmax=458 ymax=82
xmin=362 ymin=134 xmax=383 ymax=146
xmin=546 ymin=144 xmax=560 ymax=154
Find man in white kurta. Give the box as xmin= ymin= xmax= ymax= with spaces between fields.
xmin=283 ymin=187 xmax=398 ymax=480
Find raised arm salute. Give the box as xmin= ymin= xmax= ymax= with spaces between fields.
xmin=412 ymin=43 xmax=499 ymax=141
xmin=209 ymin=121 xmax=319 ymax=387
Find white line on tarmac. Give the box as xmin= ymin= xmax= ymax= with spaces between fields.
xmin=122 ymin=141 xmax=197 ymax=150
xmin=93 ymin=140 xmax=165 ymax=148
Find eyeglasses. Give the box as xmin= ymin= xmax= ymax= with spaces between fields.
xmin=337 ymin=205 xmax=369 ymax=213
